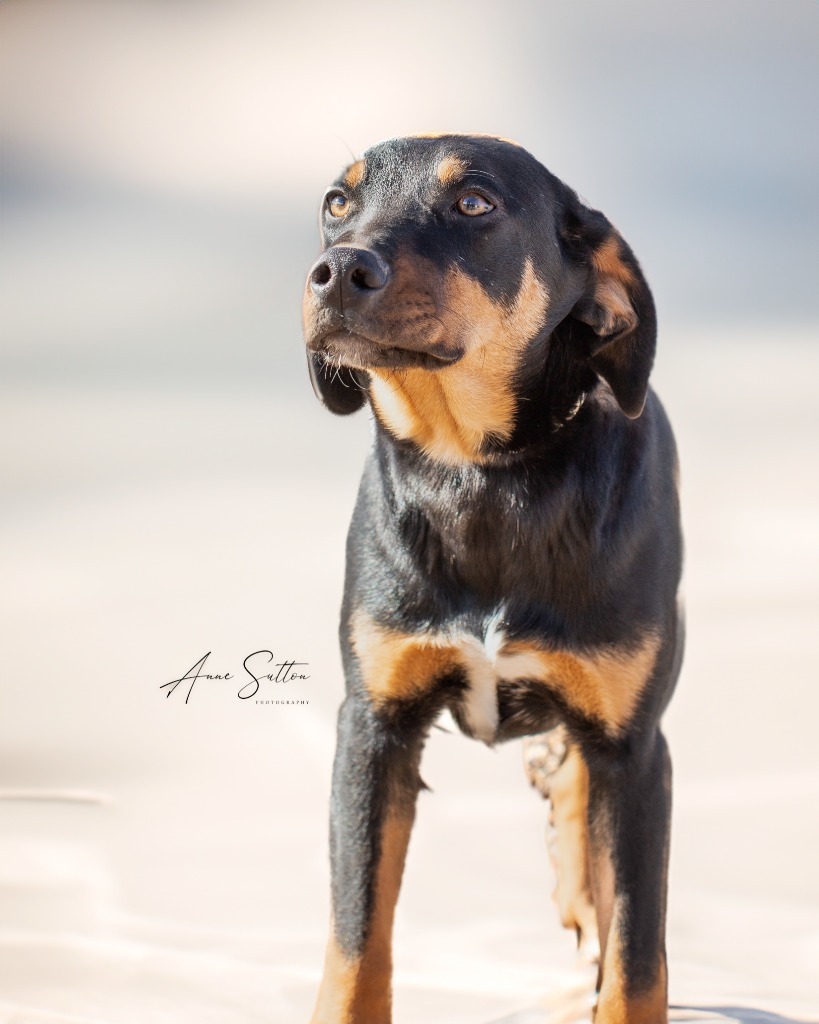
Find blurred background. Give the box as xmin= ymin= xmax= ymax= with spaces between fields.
xmin=1 ymin=1 xmax=817 ymax=1022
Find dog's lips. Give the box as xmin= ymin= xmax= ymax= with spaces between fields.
xmin=310 ymin=329 xmax=462 ymax=371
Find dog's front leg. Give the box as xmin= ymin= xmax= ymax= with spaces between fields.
xmin=586 ymin=729 xmax=672 ymax=1024
xmin=310 ymin=693 xmax=428 ymax=1024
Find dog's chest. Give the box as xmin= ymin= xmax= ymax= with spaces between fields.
xmin=350 ymin=608 xmax=659 ymax=742
xmin=395 ymin=489 xmax=566 ymax=607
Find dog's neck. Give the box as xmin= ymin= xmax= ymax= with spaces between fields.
xmin=367 ymin=330 xmax=596 ymax=467
xmin=367 ymin=357 xmax=515 ymax=466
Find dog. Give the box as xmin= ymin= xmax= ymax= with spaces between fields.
xmin=301 ymin=134 xmax=683 ymax=1024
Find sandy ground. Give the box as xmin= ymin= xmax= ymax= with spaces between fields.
xmin=1 ymin=332 xmax=818 ymax=1023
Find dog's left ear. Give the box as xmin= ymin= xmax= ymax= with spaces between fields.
xmin=307 ymin=352 xmax=368 ymax=415
xmin=561 ymin=202 xmax=657 ymax=418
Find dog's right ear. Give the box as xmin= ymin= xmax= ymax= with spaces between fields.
xmin=307 ymin=353 xmax=368 ymax=415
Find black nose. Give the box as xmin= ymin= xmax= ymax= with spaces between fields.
xmin=309 ymin=246 xmax=390 ymax=311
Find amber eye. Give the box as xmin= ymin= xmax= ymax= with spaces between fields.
xmin=326 ymin=192 xmax=349 ymax=218
xmin=456 ymin=193 xmax=494 ymax=216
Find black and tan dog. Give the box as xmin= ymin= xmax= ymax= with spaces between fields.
xmin=302 ymin=134 xmax=683 ymax=1024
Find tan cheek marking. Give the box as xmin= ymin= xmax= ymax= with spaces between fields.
xmin=365 ymin=374 xmax=426 ymax=449
xmin=350 ymin=609 xmax=461 ymax=703
xmin=310 ymin=812 xmax=413 ymax=1024
xmin=343 ymin=159 xmax=366 ymax=188
xmin=436 ymin=153 xmax=469 ymax=185
xmin=498 ymin=635 xmax=660 ymax=734
xmin=368 ymin=259 xmax=549 ymax=464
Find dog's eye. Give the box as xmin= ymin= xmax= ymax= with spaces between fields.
xmin=326 ymin=192 xmax=350 ymax=218
xmin=456 ymin=193 xmax=494 ymax=217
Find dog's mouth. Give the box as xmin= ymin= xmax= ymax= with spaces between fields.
xmin=311 ymin=330 xmax=462 ymax=371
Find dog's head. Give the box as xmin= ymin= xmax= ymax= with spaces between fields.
xmin=302 ymin=135 xmax=655 ymax=462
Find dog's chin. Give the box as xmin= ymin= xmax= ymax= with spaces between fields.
xmin=313 ymin=331 xmax=461 ymax=372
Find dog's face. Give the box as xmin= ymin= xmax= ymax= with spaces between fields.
xmin=302 ymin=135 xmax=656 ymax=460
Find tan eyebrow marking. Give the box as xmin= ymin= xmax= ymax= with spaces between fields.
xmin=436 ymin=154 xmax=469 ymax=186
xmin=343 ymin=160 xmax=366 ymax=188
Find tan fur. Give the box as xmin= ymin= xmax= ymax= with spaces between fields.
xmin=590 ymin=788 xmax=669 ymax=1023
xmin=594 ymin=278 xmax=637 ymax=335
xmin=311 ymin=812 xmax=414 ymax=1024
xmin=368 ymin=259 xmax=549 ymax=464
xmin=343 ymin=160 xmax=366 ymax=188
xmin=547 ymin=740 xmax=599 ymax=957
xmin=591 ymin=235 xmax=638 ymax=337
xmin=499 ymin=634 xmax=660 ymax=735
xmin=436 ymin=154 xmax=469 ymax=186
xmin=593 ymin=235 xmax=634 ymax=281
xmin=352 ymin=608 xmax=658 ymax=734
xmin=595 ymin=920 xmax=668 ymax=1024
xmin=591 ymin=838 xmax=616 ymax=971
xmin=350 ymin=609 xmax=462 ymax=703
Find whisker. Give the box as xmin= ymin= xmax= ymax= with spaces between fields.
xmin=466 ymin=169 xmax=501 ymax=183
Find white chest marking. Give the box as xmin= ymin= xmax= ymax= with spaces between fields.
xmin=454 ymin=609 xmax=507 ymax=743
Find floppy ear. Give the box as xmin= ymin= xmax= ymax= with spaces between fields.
xmin=307 ymin=352 xmax=368 ymax=415
xmin=561 ymin=204 xmax=657 ymax=418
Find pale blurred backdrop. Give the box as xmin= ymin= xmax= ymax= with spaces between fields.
xmin=1 ymin=2 xmax=817 ymax=1022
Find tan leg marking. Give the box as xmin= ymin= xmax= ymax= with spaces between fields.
xmin=594 ymin=909 xmax=668 ymax=1024
xmin=311 ymin=812 xmax=413 ymax=1024
xmin=590 ymin=752 xmax=671 ymax=1024
xmin=525 ymin=729 xmax=599 ymax=960
xmin=590 ymin=839 xmax=616 ymax=986
xmin=368 ymin=259 xmax=549 ymax=464
xmin=499 ymin=635 xmax=660 ymax=735
xmin=547 ymin=741 xmax=599 ymax=957
xmin=436 ymin=154 xmax=469 ymax=186
xmin=343 ymin=160 xmax=366 ymax=188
